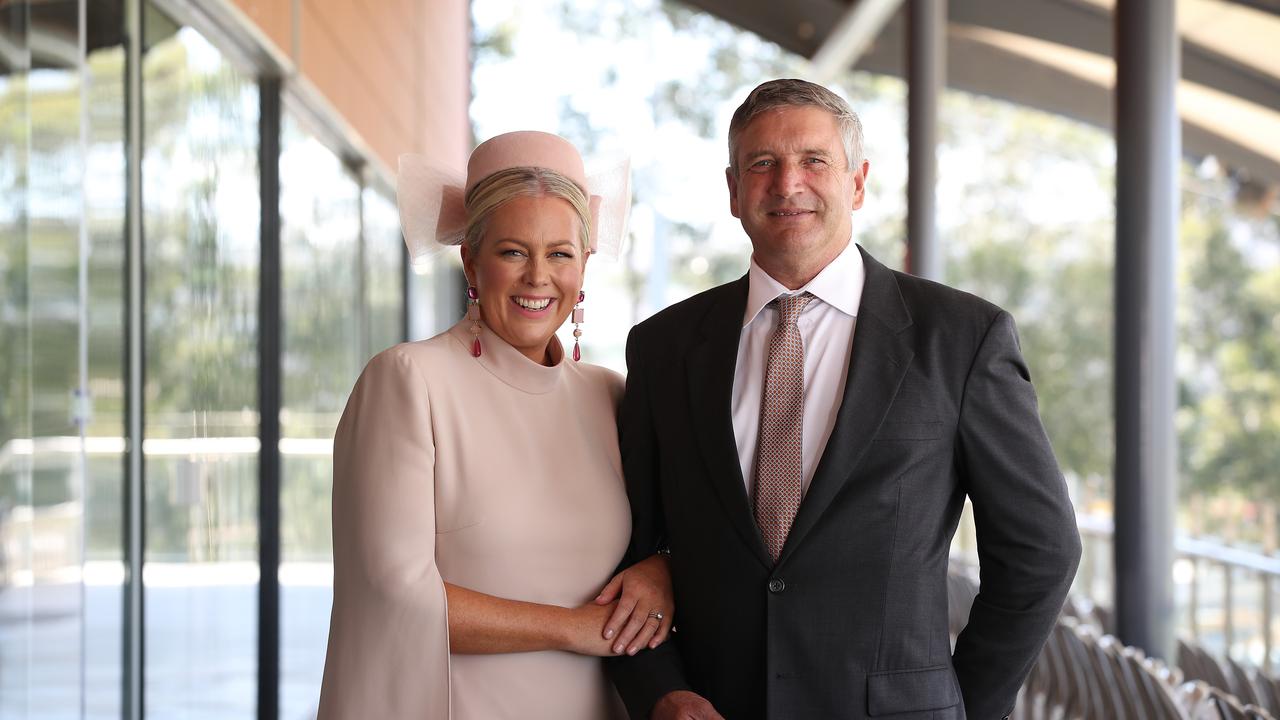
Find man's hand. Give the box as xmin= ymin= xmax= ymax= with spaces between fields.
xmin=651 ymin=690 xmax=724 ymax=720
xmin=595 ymin=553 xmax=674 ymax=654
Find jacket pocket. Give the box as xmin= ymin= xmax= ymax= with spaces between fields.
xmin=867 ymin=664 xmax=960 ymax=716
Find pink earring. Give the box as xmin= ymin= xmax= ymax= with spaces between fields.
xmin=571 ymin=290 xmax=585 ymax=362
xmin=467 ymin=286 xmax=482 ymax=358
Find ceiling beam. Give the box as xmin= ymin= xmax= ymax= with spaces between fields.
xmin=810 ymin=0 xmax=905 ymax=81
xmin=681 ymin=0 xmax=1280 ymax=182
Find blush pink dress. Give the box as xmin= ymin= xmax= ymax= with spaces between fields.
xmin=317 ymin=320 xmax=630 ymax=719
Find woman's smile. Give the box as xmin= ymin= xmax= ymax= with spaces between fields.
xmin=512 ymin=295 xmax=556 ymax=315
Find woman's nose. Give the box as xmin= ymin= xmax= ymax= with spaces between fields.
xmin=523 ymin=256 xmax=550 ymax=285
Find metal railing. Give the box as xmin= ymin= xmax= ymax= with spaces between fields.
xmin=952 ymin=507 xmax=1280 ymax=672
xmin=1075 ymin=513 xmax=1280 ymax=673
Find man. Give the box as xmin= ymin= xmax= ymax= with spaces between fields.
xmin=605 ymin=79 xmax=1081 ymax=719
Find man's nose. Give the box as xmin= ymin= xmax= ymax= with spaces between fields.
xmin=770 ymin=161 xmax=803 ymax=197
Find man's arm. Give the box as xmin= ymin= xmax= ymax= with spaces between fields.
xmin=605 ymin=326 xmax=695 ymax=718
xmin=951 ymin=311 xmax=1082 ymax=719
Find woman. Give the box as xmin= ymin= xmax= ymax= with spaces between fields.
xmin=317 ymin=131 xmax=671 ymax=718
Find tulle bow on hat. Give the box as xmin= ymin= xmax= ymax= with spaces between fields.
xmin=397 ymin=131 xmax=631 ymax=264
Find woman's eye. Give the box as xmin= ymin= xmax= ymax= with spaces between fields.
xmin=501 ymin=249 xmax=525 ymax=257
xmin=551 ymin=251 xmax=574 ymax=259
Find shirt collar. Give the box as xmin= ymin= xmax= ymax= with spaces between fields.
xmin=742 ymin=238 xmax=865 ymax=328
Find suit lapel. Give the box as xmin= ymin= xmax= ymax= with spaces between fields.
xmin=777 ymin=247 xmax=915 ymax=567
xmin=686 ymin=276 xmax=773 ymax=568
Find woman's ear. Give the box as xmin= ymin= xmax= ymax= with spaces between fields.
xmin=460 ymin=243 xmax=475 ymax=287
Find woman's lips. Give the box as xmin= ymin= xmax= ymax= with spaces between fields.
xmin=510 ymin=295 xmax=555 ymax=316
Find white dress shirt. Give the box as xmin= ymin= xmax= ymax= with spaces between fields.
xmin=732 ymin=239 xmax=865 ymax=501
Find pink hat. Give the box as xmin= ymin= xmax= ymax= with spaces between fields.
xmin=397 ymin=131 xmax=630 ymax=264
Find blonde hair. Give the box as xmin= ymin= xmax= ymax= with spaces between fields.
xmin=728 ymin=78 xmax=865 ymax=176
xmin=463 ymin=167 xmax=592 ymax=254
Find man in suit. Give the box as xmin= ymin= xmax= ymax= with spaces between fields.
xmin=605 ymin=79 xmax=1082 ymax=719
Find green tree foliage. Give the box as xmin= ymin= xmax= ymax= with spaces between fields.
xmin=937 ymin=91 xmax=1116 ymax=503
xmin=1178 ymin=173 xmax=1280 ymax=514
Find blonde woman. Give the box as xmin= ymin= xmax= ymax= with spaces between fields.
xmin=318 ymin=132 xmax=670 ymax=719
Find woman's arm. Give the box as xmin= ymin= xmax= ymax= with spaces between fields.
xmin=321 ymin=348 xmax=450 ymax=717
xmin=444 ymin=583 xmax=621 ymax=656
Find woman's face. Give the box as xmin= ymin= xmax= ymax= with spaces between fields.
xmin=462 ymin=194 xmax=588 ymax=365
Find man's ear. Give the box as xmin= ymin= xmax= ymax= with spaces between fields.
xmin=851 ymin=159 xmax=870 ymax=211
xmin=726 ymin=167 xmax=741 ymax=219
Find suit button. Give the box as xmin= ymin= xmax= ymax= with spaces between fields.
xmin=768 ymin=578 xmax=786 ymax=593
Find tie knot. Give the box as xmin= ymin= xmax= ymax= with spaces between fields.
xmin=771 ymin=292 xmax=814 ymax=328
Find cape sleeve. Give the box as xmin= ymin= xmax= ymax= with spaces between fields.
xmin=318 ymin=347 xmax=450 ymax=719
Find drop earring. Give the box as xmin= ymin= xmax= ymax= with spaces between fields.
xmin=467 ymin=286 xmax=482 ymax=358
xmin=571 ymin=290 xmax=585 ymax=362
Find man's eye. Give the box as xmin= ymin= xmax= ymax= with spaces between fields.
xmin=805 ymin=157 xmax=827 ymax=165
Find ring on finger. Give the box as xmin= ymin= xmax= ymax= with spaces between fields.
xmin=647 ymin=610 xmax=664 ymax=621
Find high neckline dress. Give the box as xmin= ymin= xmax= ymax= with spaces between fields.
xmin=318 ymin=319 xmax=630 ymax=719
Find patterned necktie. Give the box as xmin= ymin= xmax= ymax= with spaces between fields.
xmin=753 ymin=292 xmax=814 ymax=563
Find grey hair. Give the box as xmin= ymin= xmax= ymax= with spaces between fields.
xmin=462 ymin=167 xmax=592 ymax=255
xmin=727 ymin=78 xmax=865 ymax=176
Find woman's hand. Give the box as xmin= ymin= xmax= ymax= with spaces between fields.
xmin=593 ymin=553 xmax=674 ymax=655
xmin=559 ymin=600 xmax=624 ymax=657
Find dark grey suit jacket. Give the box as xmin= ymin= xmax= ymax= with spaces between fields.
xmin=606 ymin=246 xmax=1081 ymax=719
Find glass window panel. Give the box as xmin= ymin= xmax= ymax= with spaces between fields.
xmin=83 ymin=3 xmax=128 ymax=716
xmin=20 ymin=2 xmax=94 ymax=716
xmin=279 ymin=116 xmax=361 ymax=720
xmin=362 ymin=184 xmax=404 ymax=357
xmin=141 ymin=7 xmax=260 ymax=717
xmin=406 ymin=253 xmax=457 ymax=342
xmin=1 ymin=2 xmax=128 ymax=717
xmin=0 ymin=3 xmax=33 ymax=717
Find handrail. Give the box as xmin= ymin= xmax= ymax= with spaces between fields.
xmin=1076 ymin=513 xmax=1280 ymax=577
xmin=1072 ymin=512 xmax=1278 ymax=674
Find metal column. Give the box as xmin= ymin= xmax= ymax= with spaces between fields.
xmin=257 ymin=75 xmax=283 ymax=720
xmin=906 ymin=0 xmax=943 ymax=280
xmin=122 ymin=0 xmax=146 ymax=716
xmin=1114 ymin=0 xmax=1179 ymax=662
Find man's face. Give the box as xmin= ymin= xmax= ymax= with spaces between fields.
xmin=727 ymin=106 xmax=868 ymax=274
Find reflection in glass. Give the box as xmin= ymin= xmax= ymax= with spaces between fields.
xmin=1 ymin=2 xmax=128 ymax=717
xmin=0 ymin=1 xmax=128 ymax=712
xmin=279 ymin=116 xmax=362 ymax=720
xmin=362 ymin=184 xmax=405 ymax=359
xmin=141 ymin=8 xmax=260 ymax=717
xmin=82 ymin=19 xmax=128 ymax=717
xmin=0 ymin=4 xmax=34 ymax=716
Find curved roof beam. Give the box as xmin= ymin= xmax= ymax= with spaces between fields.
xmin=683 ymin=0 xmax=1280 ymax=181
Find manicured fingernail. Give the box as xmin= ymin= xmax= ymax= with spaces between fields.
xmin=628 ymin=646 xmax=638 ymax=655
xmin=649 ymin=640 xmax=658 ymax=649
xmin=613 ymin=644 xmax=624 ymax=654
xmin=604 ymin=629 xmax=614 ymax=639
